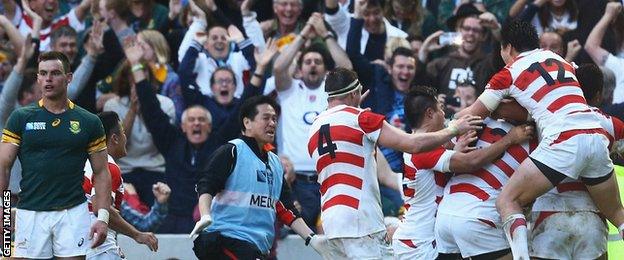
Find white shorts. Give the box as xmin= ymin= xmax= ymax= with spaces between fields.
xmin=87 ymin=248 xmax=125 ymax=260
xmin=321 ymin=231 xmax=393 ymax=260
xmin=531 ymin=130 xmax=613 ymax=180
xmin=530 ymin=211 xmax=607 ymax=259
xmin=14 ymin=202 xmax=91 ymax=258
xmin=435 ymin=212 xmax=509 ymax=258
xmin=392 ymin=238 xmax=437 ymax=260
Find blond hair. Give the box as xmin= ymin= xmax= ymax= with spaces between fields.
xmin=384 ymin=37 xmax=411 ymax=62
xmin=138 ymin=30 xmax=170 ymax=64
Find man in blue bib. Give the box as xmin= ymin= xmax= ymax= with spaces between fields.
xmin=190 ymin=96 xmax=327 ymax=259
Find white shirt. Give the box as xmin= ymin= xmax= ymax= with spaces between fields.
xmin=324 ymin=4 xmax=407 ymax=52
xmin=531 ymin=11 xmax=577 ymax=35
xmin=605 ymin=54 xmax=624 ymax=104
xmin=393 ymin=146 xmax=454 ymax=243
xmin=481 ymin=49 xmax=600 ymax=139
xmin=277 ymin=79 xmax=328 ymax=172
xmin=437 ymin=119 xmax=532 ymax=223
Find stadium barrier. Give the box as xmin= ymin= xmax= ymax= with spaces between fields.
xmin=118 ymin=234 xmax=323 ymax=259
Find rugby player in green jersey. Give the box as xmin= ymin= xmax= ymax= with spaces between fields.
xmin=0 ymin=51 xmax=112 ymax=259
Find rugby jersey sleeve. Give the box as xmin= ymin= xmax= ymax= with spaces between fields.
xmin=410 ymin=146 xmax=455 ymax=173
xmin=479 ymin=68 xmax=513 ymax=111
xmin=87 ymin=114 xmax=107 ymax=154
xmin=277 ymin=177 xmax=301 ymax=226
xmin=358 ymin=110 xmax=385 ymax=143
xmin=1 ymin=109 xmax=25 ymax=146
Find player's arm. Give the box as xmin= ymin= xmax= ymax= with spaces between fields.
xmin=585 ymin=2 xmax=621 ymax=66
xmin=108 ymin=207 xmax=158 ymax=251
xmin=0 ymin=111 xmax=22 ymax=193
xmin=449 ymin=124 xmax=534 ymax=173
xmin=376 ymin=149 xmax=400 ymax=191
xmin=377 ymin=115 xmax=483 ymax=154
xmin=0 ymin=143 xmax=17 ymax=193
xmin=88 ymin=149 xmax=112 ymax=248
xmin=280 ymin=181 xmax=327 ymax=253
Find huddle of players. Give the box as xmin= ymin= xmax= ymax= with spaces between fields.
xmin=308 ymin=20 xmax=624 ymax=260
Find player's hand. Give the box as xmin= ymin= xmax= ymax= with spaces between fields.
xmin=309 ymin=234 xmax=329 ymax=255
xmin=189 ymin=214 xmax=213 ymax=238
xmin=89 ymin=220 xmax=108 ymax=248
xmin=507 ymin=124 xmax=534 ymax=144
xmin=448 ymin=115 xmax=483 ymax=135
xmin=454 ymin=130 xmax=478 ymax=152
xmin=134 ymin=232 xmax=158 ymax=251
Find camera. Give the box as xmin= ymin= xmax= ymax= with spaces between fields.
xmin=439 ymin=32 xmax=463 ymax=46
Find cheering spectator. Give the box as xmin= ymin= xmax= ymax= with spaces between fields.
xmin=423 ymin=3 xmax=499 ymax=96
xmin=103 ymin=60 xmax=176 ymax=208
xmin=178 ymin=24 xmax=262 ymax=133
xmin=18 ymin=0 xmax=92 ymax=51
xmin=131 ymin=35 xmax=276 ymax=233
xmin=585 ymin=1 xmax=624 ymax=104
xmin=272 ymin=12 xmax=351 ymax=230
xmin=513 ymin=0 xmax=578 ymax=35
xmin=178 ymin=0 xmax=253 ymax=99
xmin=538 ymin=31 xmax=581 ymax=62
xmin=137 ymin=29 xmax=184 ymax=125
xmin=325 ymin=0 xmax=407 ymax=61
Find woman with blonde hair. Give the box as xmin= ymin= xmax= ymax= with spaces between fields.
xmin=137 ymin=29 xmax=184 ymax=124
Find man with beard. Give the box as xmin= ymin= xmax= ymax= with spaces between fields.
xmin=271 ymin=12 xmax=351 ymax=230
xmin=18 ymin=0 xmax=92 ymax=51
xmin=423 ymin=3 xmax=500 ymax=97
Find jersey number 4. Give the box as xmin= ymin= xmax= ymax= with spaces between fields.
xmin=527 ymin=58 xmax=575 ymax=86
xmin=318 ymin=124 xmax=337 ymax=159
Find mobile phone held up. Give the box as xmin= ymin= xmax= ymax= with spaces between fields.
xmin=439 ymin=32 xmax=463 ymax=46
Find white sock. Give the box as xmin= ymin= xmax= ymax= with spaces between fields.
xmin=503 ymin=213 xmax=530 ymax=260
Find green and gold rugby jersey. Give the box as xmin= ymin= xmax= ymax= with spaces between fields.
xmin=1 ymin=99 xmax=106 ymax=211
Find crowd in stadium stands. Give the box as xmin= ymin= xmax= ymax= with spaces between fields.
xmin=0 ymin=0 xmax=624 ymax=258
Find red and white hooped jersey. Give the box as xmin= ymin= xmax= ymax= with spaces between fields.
xmin=483 ymin=49 xmax=601 ymax=139
xmin=308 ymin=105 xmax=386 ymax=239
xmin=438 ymin=119 xmax=534 ymax=223
xmin=532 ymin=107 xmax=624 ymax=212
xmin=83 ymin=155 xmax=125 ymax=212
xmin=393 ymin=146 xmax=455 ymax=242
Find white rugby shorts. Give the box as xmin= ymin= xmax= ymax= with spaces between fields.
xmin=435 ymin=212 xmax=509 ymax=258
xmin=530 ymin=211 xmax=606 ymax=259
xmin=14 ymin=202 xmax=91 ymax=258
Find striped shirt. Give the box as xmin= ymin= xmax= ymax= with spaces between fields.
xmin=308 ymin=105 xmax=385 ymax=238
